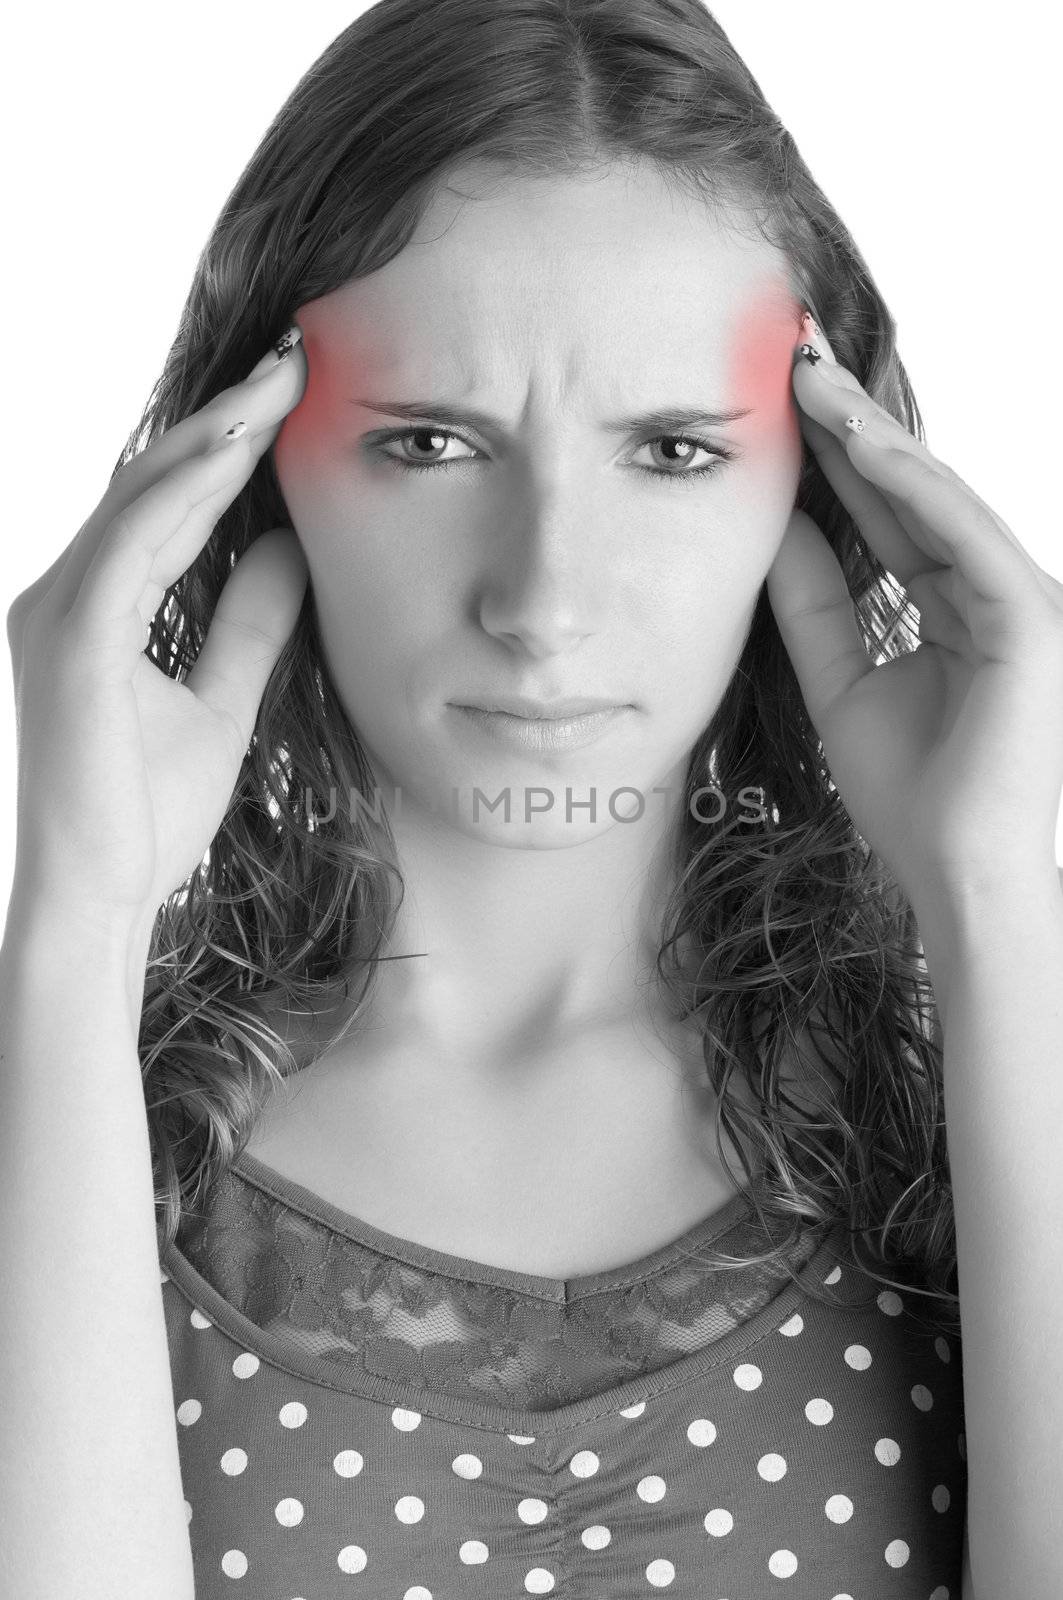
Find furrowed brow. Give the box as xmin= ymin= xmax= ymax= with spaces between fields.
xmin=348 ymin=398 xmax=753 ymax=433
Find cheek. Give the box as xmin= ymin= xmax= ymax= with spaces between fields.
xmin=304 ymin=523 xmax=432 ymax=654
xmin=641 ymin=538 xmax=766 ymax=688
xmin=269 ymin=458 xmax=427 ymax=685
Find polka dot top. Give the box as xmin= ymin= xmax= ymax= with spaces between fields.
xmin=159 ymin=1150 xmax=967 ymax=1598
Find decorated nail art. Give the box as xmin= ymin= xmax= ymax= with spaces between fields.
xmin=207 ymin=418 xmax=249 ymax=455
xmin=798 ymin=343 xmax=823 ymax=365
xmin=273 ymin=325 xmax=302 ymax=360
xmin=845 ymin=415 xmax=867 ymax=434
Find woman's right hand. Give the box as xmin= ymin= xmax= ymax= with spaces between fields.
xmin=4 ymin=328 xmax=310 ymax=939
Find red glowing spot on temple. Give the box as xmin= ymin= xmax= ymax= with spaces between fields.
xmin=725 ymin=280 xmax=805 ymax=453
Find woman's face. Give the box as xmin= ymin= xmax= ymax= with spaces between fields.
xmin=274 ymin=158 xmax=805 ymax=847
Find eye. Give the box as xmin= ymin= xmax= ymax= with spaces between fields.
xmin=373 ymin=427 xmax=479 ymax=472
xmin=629 ymin=434 xmax=735 ymax=484
xmin=370 ymin=426 xmax=736 ymax=483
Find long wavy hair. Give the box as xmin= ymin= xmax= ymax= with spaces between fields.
xmin=129 ymin=0 xmax=959 ymax=1340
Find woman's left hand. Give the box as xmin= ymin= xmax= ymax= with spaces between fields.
xmin=765 ymin=314 xmax=1063 ymax=909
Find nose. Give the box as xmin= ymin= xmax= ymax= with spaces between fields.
xmin=475 ymin=480 xmax=607 ymax=658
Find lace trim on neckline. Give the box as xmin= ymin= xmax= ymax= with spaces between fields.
xmin=172 ymin=1152 xmax=831 ymax=1416
xmin=225 ymin=1148 xmax=783 ymax=1300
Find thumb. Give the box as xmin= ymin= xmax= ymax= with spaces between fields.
xmin=765 ymin=507 xmax=873 ymax=725
xmin=184 ymin=528 xmax=310 ymax=745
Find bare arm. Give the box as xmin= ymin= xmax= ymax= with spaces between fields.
xmin=0 ymin=323 xmax=304 ymax=1598
xmin=0 ymin=889 xmax=195 ymax=1600
xmin=916 ymin=866 xmax=1063 ymax=1600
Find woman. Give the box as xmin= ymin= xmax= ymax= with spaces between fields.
xmin=4 ymin=2 xmax=1061 ymax=1596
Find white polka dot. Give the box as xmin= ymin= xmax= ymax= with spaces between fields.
xmin=620 ymin=1400 xmax=647 ymax=1418
xmin=875 ymin=1438 xmax=902 ymax=1466
xmin=396 ymin=1496 xmax=425 ymax=1524
xmin=779 ymin=1313 xmax=804 ymax=1336
xmin=932 ymin=1483 xmax=951 ymax=1513
xmin=333 ymin=1450 xmax=364 ymax=1477
xmin=831 ymin=1594 xmax=856 ymax=1600
xmin=569 ymin=1449 xmax=599 ymax=1478
xmin=757 ymin=1453 xmax=787 ymax=1482
xmin=176 ymin=1399 xmax=202 ymax=1426
xmin=805 ymin=1398 xmax=834 ymax=1425
xmin=958 ymin=1431 xmax=967 ymax=1461
xmin=183 ymin=1500 xmax=192 ymax=1525
xmin=452 ymin=1454 xmax=483 ymax=1480
xmin=930 ymin=1588 xmax=950 ymax=1599
xmin=278 ymin=1401 xmax=307 ymax=1429
xmin=877 ymin=1289 xmax=903 ymax=1317
xmin=221 ymin=1548 xmax=248 ymax=1577
xmin=768 ymin=1548 xmax=798 ymax=1577
xmin=823 ymin=1265 xmax=842 ymax=1286
xmin=232 ymin=1352 xmax=259 ymax=1380
xmin=338 ymin=1545 xmax=368 ymax=1574
xmin=935 ymin=1336 xmax=952 ymax=1363
xmin=885 ymin=1538 xmax=910 ymax=1567
xmin=275 ymin=1498 xmax=303 ymax=1528
xmin=190 ymin=1308 xmax=213 ymax=1330
xmin=392 ymin=1407 xmax=422 ymax=1431
xmin=581 ymin=1524 xmax=611 ymax=1550
xmin=844 ymin=1344 xmax=872 ymax=1370
xmin=705 ymin=1508 xmax=734 ymax=1536
xmin=404 ymin=1588 xmax=433 ymax=1600
xmin=524 ymin=1569 xmax=555 ymax=1594
xmin=508 ymin=1433 xmax=536 ymax=1444
xmin=825 ymin=1495 xmax=853 ymax=1524
xmin=687 ymin=1418 xmax=717 ymax=1447
xmin=637 ymin=1475 xmax=667 ymax=1503
xmin=733 ymin=1363 xmax=762 ymax=1391
xmin=911 ymin=1383 xmax=934 ymax=1411
xmin=519 ymin=1498 xmax=549 ymax=1525
xmin=459 ymin=1540 xmax=489 ymax=1564
xmin=646 ymin=1557 xmax=675 ymax=1587
xmin=220 ymin=1448 xmax=248 ymax=1476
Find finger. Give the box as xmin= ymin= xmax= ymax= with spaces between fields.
xmin=39 ymin=329 xmax=306 ymax=622
xmin=63 ymin=423 xmax=283 ymax=652
xmin=766 ymin=508 xmax=874 ymax=726
xmin=797 ymin=408 xmax=926 ymax=591
xmin=183 ymin=528 xmax=310 ymax=752
xmin=906 ymin=565 xmax=980 ymax=667
xmin=794 ymin=342 xmax=958 ymax=575
xmin=797 ymin=318 xmax=1018 ymax=539
xmin=797 ymin=353 xmax=1063 ymax=619
xmin=793 ymin=323 xmax=1053 ymax=586
xmin=793 ymin=339 xmax=1042 ymax=609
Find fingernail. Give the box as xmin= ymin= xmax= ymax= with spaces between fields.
xmin=273 ymin=325 xmax=302 ymax=360
xmin=247 ymin=325 xmax=303 ymax=383
xmin=844 ymin=415 xmax=868 ymax=434
xmin=207 ymin=419 xmax=248 ymax=454
xmin=797 ymin=310 xmax=839 ymax=368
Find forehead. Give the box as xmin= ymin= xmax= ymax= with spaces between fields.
xmin=301 ymin=160 xmax=798 ymax=385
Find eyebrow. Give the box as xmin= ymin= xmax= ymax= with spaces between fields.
xmin=347 ymin=398 xmax=753 ymax=434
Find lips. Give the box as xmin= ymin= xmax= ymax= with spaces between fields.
xmin=450 ymin=703 xmax=629 ymax=753
xmin=451 ymin=696 xmax=627 ymax=719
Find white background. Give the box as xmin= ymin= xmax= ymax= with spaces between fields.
xmin=2 ymin=2 xmax=1059 ymax=918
